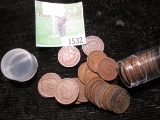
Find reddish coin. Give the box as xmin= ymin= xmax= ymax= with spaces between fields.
xmin=58 ymin=46 xmax=80 ymax=67
xmin=54 ymin=78 xmax=79 ymax=105
xmin=73 ymin=78 xmax=88 ymax=103
xmin=98 ymin=57 xmax=118 ymax=81
xmin=87 ymin=50 xmax=107 ymax=72
xmin=78 ymin=62 xmax=88 ymax=84
xmin=38 ymin=73 xmax=61 ymax=98
xmin=83 ymin=66 xmax=99 ymax=84
xmin=82 ymin=36 xmax=104 ymax=56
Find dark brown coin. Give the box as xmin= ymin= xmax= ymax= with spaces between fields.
xmin=107 ymin=86 xmax=121 ymax=111
xmin=87 ymin=50 xmax=107 ymax=72
xmin=84 ymin=77 xmax=103 ymax=99
xmin=94 ymin=83 xmax=107 ymax=108
xmin=73 ymin=78 xmax=88 ymax=103
xmin=98 ymin=57 xmax=118 ymax=81
xmin=110 ymin=88 xmax=130 ymax=114
xmin=90 ymin=82 xmax=105 ymax=104
xmin=103 ymin=85 xmax=115 ymax=110
xmin=98 ymin=84 xmax=110 ymax=109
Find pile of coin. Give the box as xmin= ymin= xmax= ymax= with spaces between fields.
xmin=118 ymin=47 xmax=160 ymax=88
xmin=38 ymin=35 xmax=130 ymax=114
xmin=38 ymin=72 xmax=130 ymax=114
xmin=84 ymin=77 xmax=130 ymax=114
xmin=38 ymin=73 xmax=88 ymax=105
xmin=78 ymin=50 xmax=118 ymax=83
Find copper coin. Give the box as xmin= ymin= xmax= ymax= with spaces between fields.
xmin=106 ymin=85 xmax=121 ymax=111
xmin=90 ymin=80 xmax=106 ymax=104
xmin=84 ymin=77 xmax=104 ymax=98
xmin=87 ymin=50 xmax=107 ymax=72
xmin=98 ymin=57 xmax=118 ymax=81
xmin=38 ymin=73 xmax=61 ymax=98
xmin=89 ymin=81 xmax=105 ymax=104
xmin=119 ymin=64 xmax=131 ymax=87
xmin=82 ymin=36 xmax=104 ymax=56
xmin=98 ymin=84 xmax=110 ymax=109
xmin=94 ymin=83 xmax=107 ymax=108
xmin=151 ymin=49 xmax=160 ymax=74
xmin=147 ymin=51 xmax=157 ymax=75
xmin=110 ymin=88 xmax=130 ymax=114
xmin=58 ymin=46 xmax=80 ymax=67
xmin=83 ymin=66 xmax=99 ymax=84
xmin=130 ymin=56 xmax=144 ymax=82
xmin=73 ymin=78 xmax=88 ymax=103
xmin=103 ymin=85 xmax=115 ymax=110
xmin=78 ymin=62 xmax=88 ymax=84
xmin=55 ymin=78 xmax=79 ymax=105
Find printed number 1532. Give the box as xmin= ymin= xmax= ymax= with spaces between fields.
xmin=68 ymin=37 xmax=83 ymax=45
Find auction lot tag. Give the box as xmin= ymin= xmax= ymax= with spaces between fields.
xmin=35 ymin=0 xmax=86 ymax=47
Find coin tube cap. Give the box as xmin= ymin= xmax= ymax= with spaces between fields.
xmin=1 ymin=48 xmax=38 ymax=82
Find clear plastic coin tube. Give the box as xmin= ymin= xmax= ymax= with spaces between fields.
xmin=1 ymin=48 xmax=38 ymax=82
xmin=118 ymin=46 xmax=160 ymax=88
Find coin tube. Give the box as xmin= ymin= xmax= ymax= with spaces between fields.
xmin=1 ymin=48 xmax=38 ymax=82
xmin=118 ymin=46 xmax=160 ymax=88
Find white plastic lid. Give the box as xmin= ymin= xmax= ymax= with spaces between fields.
xmin=1 ymin=48 xmax=38 ymax=82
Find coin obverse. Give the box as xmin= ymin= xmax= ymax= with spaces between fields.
xmin=55 ymin=78 xmax=79 ymax=105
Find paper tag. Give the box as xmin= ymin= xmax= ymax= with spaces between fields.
xmin=61 ymin=34 xmax=86 ymax=46
xmin=35 ymin=1 xmax=86 ymax=47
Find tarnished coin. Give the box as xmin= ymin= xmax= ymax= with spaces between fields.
xmin=83 ymin=66 xmax=99 ymax=84
xmin=98 ymin=57 xmax=118 ymax=81
xmin=82 ymin=36 xmax=104 ymax=56
xmin=110 ymin=88 xmax=130 ymax=114
xmin=105 ymin=85 xmax=120 ymax=111
xmin=84 ymin=77 xmax=104 ymax=98
xmin=73 ymin=78 xmax=88 ymax=103
xmin=38 ymin=73 xmax=61 ymax=98
xmin=87 ymin=50 xmax=107 ymax=72
xmin=78 ymin=62 xmax=88 ymax=84
xmin=58 ymin=46 xmax=80 ymax=67
xmin=55 ymin=78 xmax=79 ymax=105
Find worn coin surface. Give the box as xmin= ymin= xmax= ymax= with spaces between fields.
xmin=55 ymin=78 xmax=79 ymax=105
xmin=83 ymin=66 xmax=99 ymax=84
xmin=78 ymin=62 xmax=88 ymax=84
xmin=98 ymin=57 xmax=118 ymax=81
xmin=82 ymin=36 xmax=104 ymax=56
xmin=58 ymin=46 xmax=80 ymax=67
xmin=110 ymin=88 xmax=130 ymax=114
xmin=73 ymin=78 xmax=88 ymax=103
xmin=38 ymin=73 xmax=61 ymax=98
xmin=87 ymin=50 xmax=107 ymax=72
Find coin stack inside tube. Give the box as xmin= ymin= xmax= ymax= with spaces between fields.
xmin=118 ymin=47 xmax=160 ymax=88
